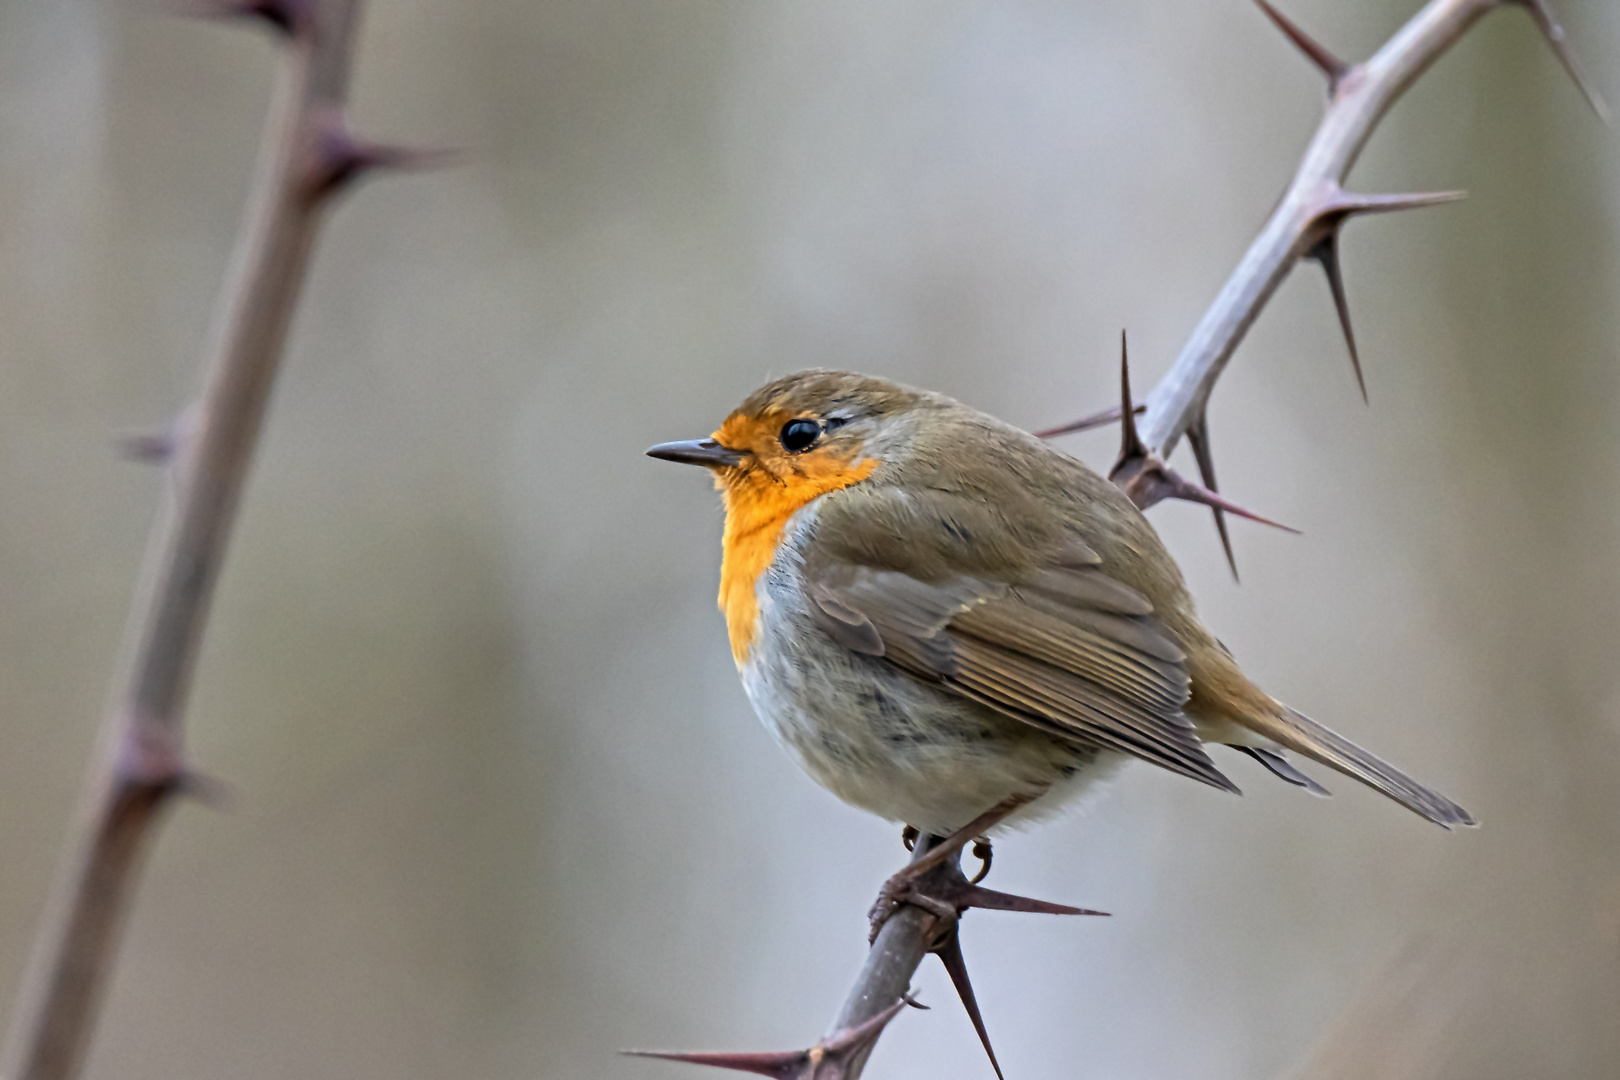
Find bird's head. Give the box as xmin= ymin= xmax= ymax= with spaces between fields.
xmin=647 ymin=370 xmax=919 ymax=510
xmin=648 ymin=371 xmax=924 ymax=662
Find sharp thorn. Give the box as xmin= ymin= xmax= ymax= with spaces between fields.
xmin=1344 ymin=189 xmax=1468 ymax=214
xmin=1166 ymin=471 xmax=1301 ymax=534
xmin=1034 ymin=403 xmax=1144 ymax=440
xmin=188 ymin=0 xmax=310 ymax=38
xmin=116 ymin=430 xmax=174 ymax=464
xmin=932 ymin=929 xmax=1005 ymax=1080
xmin=621 ymin=1047 xmax=803 ymax=1078
xmin=822 ymin=996 xmax=913 ymax=1055
xmin=1306 ymin=232 xmax=1367 ymax=404
xmin=1104 ymin=334 xmax=1293 ymax=544
xmin=1185 ymin=412 xmax=1239 ymax=581
xmin=622 ymin=997 xmax=911 ymax=1079
xmin=113 ymin=712 xmax=188 ymax=792
xmin=1515 ymin=0 xmax=1611 ymax=125
xmin=954 ymin=885 xmax=1105 ymax=917
xmin=1117 ymin=330 xmax=1146 ymax=460
xmin=1253 ymin=0 xmax=1350 ymax=91
xmin=305 ymin=110 xmax=458 ymax=203
xmin=176 ymin=769 xmax=234 ymax=809
xmin=117 ymin=406 xmax=197 ymax=466
xmin=1317 ymin=184 xmax=1467 ymax=220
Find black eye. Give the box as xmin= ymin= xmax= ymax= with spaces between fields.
xmin=779 ymin=418 xmax=821 ymax=453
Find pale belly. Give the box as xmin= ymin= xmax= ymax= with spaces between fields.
xmin=738 ymin=557 xmax=1123 ymax=835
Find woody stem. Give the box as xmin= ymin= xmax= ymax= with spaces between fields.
xmin=1143 ymin=0 xmax=1508 ymax=456
xmin=0 ymin=4 xmax=372 ymax=1079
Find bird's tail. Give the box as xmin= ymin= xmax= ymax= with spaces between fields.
xmin=1247 ymin=705 xmax=1476 ymax=829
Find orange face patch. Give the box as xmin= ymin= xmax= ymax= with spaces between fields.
xmin=711 ymin=411 xmax=878 ymax=664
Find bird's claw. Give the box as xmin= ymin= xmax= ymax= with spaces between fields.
xmin=866 ymin=849 xmax=1102 ymax=944
xmin=968 ymin=837 xmax=992 ymax=884
xmin=867 ymin=874 xmax=959 ymax=944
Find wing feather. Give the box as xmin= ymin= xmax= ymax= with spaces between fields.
xmin=807 ymin=558 xmax=1236 ymax=792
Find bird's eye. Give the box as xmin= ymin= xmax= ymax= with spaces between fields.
xmin=779 ymin=419 xmax=821 ymax=453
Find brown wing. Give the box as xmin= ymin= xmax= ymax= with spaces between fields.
xmin=808 ymin=561 xmax=1236 ymax=792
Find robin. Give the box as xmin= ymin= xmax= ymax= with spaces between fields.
xmin=648 ymin=369 xmax=1474 ymax=864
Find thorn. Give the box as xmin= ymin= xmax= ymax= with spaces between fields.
xmin=1253 ymin=0 xmax=1351 ymax=92
xmin=1300 ymin=186 xmax=1462 ymax=408
xmin=1157 ymin=470 xmax=1301 ymax=534
xmin=622 ymin=1046 xmax=805 ymax=1078
xmin=1109 ymin=338 xmax=1299 ymax=534
xmin=932 ymin=927 xmax=1004 ymax=1080
xmin=1315 ymin=184 xmax=1467 ymax=222
xmin=907 ymin=829 xmax=1104 ymax=920
xmin=303 ymin=110 xmax=456 ymax=204
xmin=1185 ymin=411 xmax=1239 ymax=581
xmin=1305 ymin=231 xmax=1366 ymax=404
xmin=189 ymin=0 xmax=311 ymax=38
xmin=1117 ymin=330 xmax=1146 ymax=460
xmin=117 ymin=406 xmax=198 ymax=466
xmin=1034 ymin=403 xmax=1143 ymax=440
xmin=623 ymin=996 xmax=911 ymax=1079
xmin=1513 ymin=0 xmax=1611 ymax=125
xmin=117 ymin=430 xmax=175 ymax=464
xmin=951 ymin=884 xmax=1105 ymax=918
xmin=1302 ymin=185 xmax=1460 ymax=408
xmin=922 ymin=874 xmax=1103 ymax=1080
xmin=114 ymin=712 xmax=186 ymax=791
xmin=176 ymin=769 xmax=234 ymax=809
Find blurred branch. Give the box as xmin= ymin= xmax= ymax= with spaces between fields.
xmin=638 ymin=1 xmax=1603 ymax=1077
xmin=0 ymin=3 xmax=434 ymax=1077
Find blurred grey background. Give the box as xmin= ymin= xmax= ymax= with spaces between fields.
xmin=1 ymin=1 xmax=1617 ymax=1077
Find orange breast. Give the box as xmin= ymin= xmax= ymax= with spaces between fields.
xmin=718 ymin=458 xmax=877 ymax=664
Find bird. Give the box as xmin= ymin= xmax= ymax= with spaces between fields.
xmin=647 ymin=369 xmax=1474 ymax=852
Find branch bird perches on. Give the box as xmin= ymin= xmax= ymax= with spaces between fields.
xmin=0 ymin=4 xmax=439 ymax=1080
xmin=630 ymin=1 xmax=1604 ymax=1076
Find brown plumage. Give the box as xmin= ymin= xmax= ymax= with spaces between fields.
xmin=649 ymin=370 xmax=1474 ymax=833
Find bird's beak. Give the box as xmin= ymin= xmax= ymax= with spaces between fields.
xmin=646 ymin=438 xmax=747 ymax=469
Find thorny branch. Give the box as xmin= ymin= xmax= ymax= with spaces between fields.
xmin=0 ymin=3 xmax=435 ymax=1079
xmin=1090 ymin=0 xmax=1604 ymax=577
xmin=633 ymin=0 xmax=1603 ymax=1077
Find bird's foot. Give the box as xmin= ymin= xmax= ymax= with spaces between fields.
xmin=867 ymin=798 xmax=1098 ymax=944
xmin=866 ymin=872 xmax=959 ymax=941
xmin=864 ymin=806 xmax=1108 ymax=1080
xmin=969 ymin=837 xmax=992 ymax=884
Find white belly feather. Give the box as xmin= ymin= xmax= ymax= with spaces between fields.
xmin=734 ymin=506 xmax=1122 ymax=835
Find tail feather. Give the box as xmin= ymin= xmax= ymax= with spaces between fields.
xmin=1234 ymin=745 xmax=1331 ymax=797
xmin=1251 ymin=706 xmax=1475 ymax=829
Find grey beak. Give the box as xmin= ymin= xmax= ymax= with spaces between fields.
xmin=646 ymin=438 xmax=747 ymax=468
